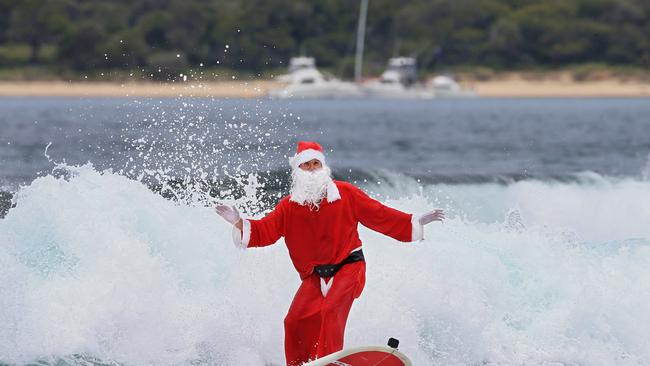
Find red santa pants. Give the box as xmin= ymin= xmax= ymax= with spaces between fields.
xmin=284 ymin=261 xmax=366 ymax=366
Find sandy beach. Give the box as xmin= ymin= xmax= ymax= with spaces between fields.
xmin=0 ymin=76 xmax=648 ymax=98
xmin=0 ymin=80 xmax=279 ymax=98
xmin=469 ymin=76 xmax=650 ymax=98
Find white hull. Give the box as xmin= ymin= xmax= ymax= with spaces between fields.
xmin=433 ymin=88 xmax=477 ymax=98
xmin=362 ymin=82 xmax=433 ymax=99
xmin=268 ymin=61 xmax=477 ymax=100
xmin=268 ymin=82 xmax=363 ymax=99
xmin=430 ymin=75 xmax=477 ymax=98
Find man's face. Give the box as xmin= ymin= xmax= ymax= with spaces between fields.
xmin=299 ymin=159 xmax=322 ymax=172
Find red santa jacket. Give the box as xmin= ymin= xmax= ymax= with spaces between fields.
xmin=235 ymin=180 xmax=423 ymax=279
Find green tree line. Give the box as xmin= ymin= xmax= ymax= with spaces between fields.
xmin=0 ymin=0 xmax=648 ymax=79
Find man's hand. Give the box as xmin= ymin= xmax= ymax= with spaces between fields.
xmin=215 ymin=205 xmax=242 ymax=227
xmin=418 ymin=209 xmax=444 ymax=225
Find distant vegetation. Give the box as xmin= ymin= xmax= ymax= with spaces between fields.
xmin=0 ymin=0 xmax=648 ymax=80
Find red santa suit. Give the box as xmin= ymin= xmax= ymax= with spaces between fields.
xmin=233 ymin=179 xmax=424 ymax=365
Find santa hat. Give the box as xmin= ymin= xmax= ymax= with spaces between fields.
xmin=289 ymin=141 xmax=326 ymax=169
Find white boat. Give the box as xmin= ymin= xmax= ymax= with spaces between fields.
xmin=269 ymin=0 xmax=477 ymax=100
xmin=268 ymin=57 xmax=362 ymax=99
xmin=362 ymin=57 xmax=433 ymax=99
xmin=355 ymin=0 xmax=476 ymax=99
xmin=430 ymin=75 xmax=477 ymax=98
xmin=362 ymin=57 xmax=477 ymax=99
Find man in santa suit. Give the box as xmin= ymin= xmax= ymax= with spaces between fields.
xmin=216 ymin=141 xmax=444 ymax=366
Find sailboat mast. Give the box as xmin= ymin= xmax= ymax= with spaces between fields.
xmin=354 ymin=0 xmax=368 ymax=82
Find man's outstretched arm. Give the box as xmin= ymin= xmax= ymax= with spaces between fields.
xmin=350 ymin=185 xmax=444 ymax=242
xmin=215 ymin=202 xmax=285 ymax=248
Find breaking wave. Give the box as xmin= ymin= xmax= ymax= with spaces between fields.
xmin=1 ymin=165 xmax=649 ymax=365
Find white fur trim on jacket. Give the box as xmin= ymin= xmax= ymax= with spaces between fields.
xmin=411 ymin=214 xmax=424 ymax=241
xmin=326 ymin=180 xmax=341 ymax=202
xmin=231 ymin=219 xmax=251 ymax=248
xmin=289 ymin=149 xmax=326 ymax=169
xmin=320 ymin=277 xmax=334 ymax=297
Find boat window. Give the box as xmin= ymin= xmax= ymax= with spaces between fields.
xmin=300 ymin=78 xmax=315 ymax=84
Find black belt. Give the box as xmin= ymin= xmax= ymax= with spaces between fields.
xmin=313 ymin=249 xmax=364 ymax=278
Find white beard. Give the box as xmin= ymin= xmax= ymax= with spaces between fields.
xmin=290 ymin=165 xmax=333 ymax=209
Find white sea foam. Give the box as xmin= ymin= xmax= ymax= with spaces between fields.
xmin=0 ymin=165 xmax=649 ymax=365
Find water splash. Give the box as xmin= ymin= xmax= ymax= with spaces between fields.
xmin=1 ymin=166 xmax=649 ymax=365
xmin=641 ymin=151 xmax=650 ymax=181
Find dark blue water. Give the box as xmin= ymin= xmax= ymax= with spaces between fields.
xmin=1 ymin=97 xmax=649 ymax=191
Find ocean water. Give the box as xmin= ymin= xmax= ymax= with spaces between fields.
xmin=2 ymin=97 xmax=650 ymax=189
xmin=1 ymin=96 xmax=650 ymax=365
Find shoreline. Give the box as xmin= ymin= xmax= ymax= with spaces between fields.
xmin=0 ymin=81 xmax=278 ymax=98
xmin=1 ymin=78 xmax=649 ymax=98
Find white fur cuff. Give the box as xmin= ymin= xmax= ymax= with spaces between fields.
xmin=411 ymin=214 xmax=424 ymax=241
xmin=231 ymin=219 xmax=251 ymax=248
